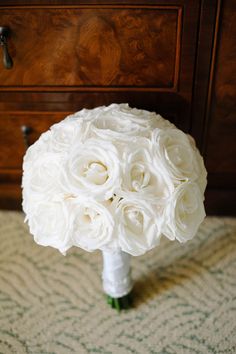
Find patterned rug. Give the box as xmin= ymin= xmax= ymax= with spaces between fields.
xmin=0 ymin=212 xmax=235 ymax=354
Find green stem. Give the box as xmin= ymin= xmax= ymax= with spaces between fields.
xmin=106 ymin=292 xmax=132 ymax=312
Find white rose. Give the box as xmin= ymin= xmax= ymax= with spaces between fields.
xmin=49 ymin=119 xmax=89 ymax=154
xmin=66 ymin=138 xmax=121 ymax=200
xmin=120 ymin=138 xmax=173 ymax=201
xmin=152 ymin=128 xmax=202 ymax=185
xmin=28 ymin=200 xmax=73 ymax=254
xmin=187 ymin=134 xmax=207 ymax=196
xmin=89 ymin=104 xmax=175 ymax=141
xmin=114 ymin=197 xmax=162 ymax=256
xmin=22 ymin=152 xmax=67 ymax=204
xmin=71 ymin=198 xmax=115 ymax=252
xmin=162 ymin=182 xmax=206 ymax=242
xmin=23 ymin=130 xmax=52 ymax=165
xmin=67 ymin=105 xmax=107 ymax=123
xmin=118 ymin=104 xmax=174 ymax=131
xmin=89 ymin=104 xmax=154 ymax=141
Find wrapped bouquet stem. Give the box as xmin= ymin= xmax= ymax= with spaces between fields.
xmin=22 ymin=103 xmax=207 ymax=311
xmin=102 ymin=249 xmax=133 ymax=310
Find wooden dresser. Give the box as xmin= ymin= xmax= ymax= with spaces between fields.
xmin=0 ymin=0 xmax=235 ymax=214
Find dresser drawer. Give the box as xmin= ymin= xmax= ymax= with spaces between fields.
xmin=0 ymin=6 xmax=182 ymax=89
xmin=0 ymin=0 xmax=201 ymax=210
xmin=0 ymin=112 xmax=70 ymax=169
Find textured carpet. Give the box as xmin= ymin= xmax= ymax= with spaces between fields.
xmin=0 ymin=212 xmax=235 ymax=354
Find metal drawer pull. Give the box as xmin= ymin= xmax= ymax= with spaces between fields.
xmin=0 ymin=26 xmax=13 ymax=69
xmin=21 ymin=125 xmax=32 ymax=148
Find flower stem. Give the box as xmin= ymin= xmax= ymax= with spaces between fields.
xmin=106 ymin=292 xmax=132 ymax=311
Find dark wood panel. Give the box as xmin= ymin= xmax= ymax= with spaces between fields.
xmin=190 ymin=0 xmax=218 ymax=150
xmin=0 ymin=91 xmax=189 ymax=130
xmin=0 ymin=112 xmax=69 ymax=169
xmin=207 ymin=172 xmax=236 ymax=189
xmin=205 ymin=188 xmax=236 ymax=216
xmin=0 ymin=0 xmax=193 ymax=4
xmin=0 ymin=7 xmax=180 ymax=88
xmin=0 ymin=183 xmax=22 ymax=210
xmin=192 ymin=0 xmax=236 ymax=215
xmin=204 ymin=0 xmax=236 ymax=178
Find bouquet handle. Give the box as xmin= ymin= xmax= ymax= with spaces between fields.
xmin=102 ymin=249 xmax=133 ymax=310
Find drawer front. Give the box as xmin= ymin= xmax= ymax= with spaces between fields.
xmin=0 ymin=6 xmax=182 ymax=88
xmin=0 ymin=112 xmax=70 ymax=169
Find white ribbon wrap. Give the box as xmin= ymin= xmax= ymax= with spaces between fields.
xmin=102 ymin=249 xmax=133 ymax=298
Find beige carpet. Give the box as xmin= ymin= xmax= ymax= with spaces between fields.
xmin=0 ymin=212 xmax=235 ymax=354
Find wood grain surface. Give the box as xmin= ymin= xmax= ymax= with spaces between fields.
xmin=0 ymin=112 xmax=69 ymax=169
xmin=0 ymin=7 xmax=180 ymax=88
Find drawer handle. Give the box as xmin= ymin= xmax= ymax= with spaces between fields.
xmin=0 ymin=26 xmax=13 ymax=69
xmin=21 ymin=125 xmax=32 ymax=148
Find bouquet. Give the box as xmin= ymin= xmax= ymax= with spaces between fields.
xmin=22 ymin=103 xmax=207 ymax=310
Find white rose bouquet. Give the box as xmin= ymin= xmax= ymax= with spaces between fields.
xmin=22 ymin=103 xmax=207 ymax=310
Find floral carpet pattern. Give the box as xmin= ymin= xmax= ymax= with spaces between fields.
xmin=0 ymin=212 xmax=235 ymax=353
